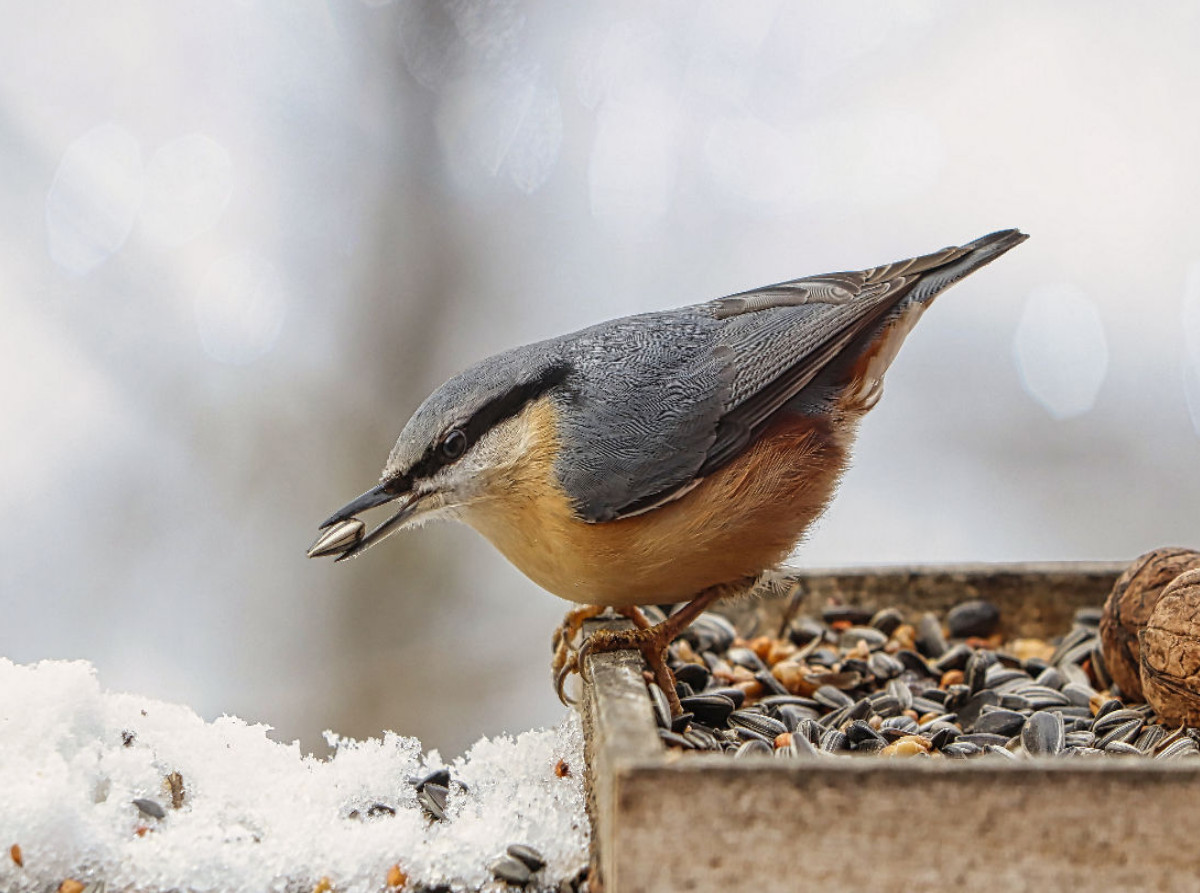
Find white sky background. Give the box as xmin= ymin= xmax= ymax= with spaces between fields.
xmin=1 ymin=0 xmax=1199 ymax=755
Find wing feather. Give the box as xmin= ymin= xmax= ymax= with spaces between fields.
xmin=555 ymin=231 xmax=1025 ymax=522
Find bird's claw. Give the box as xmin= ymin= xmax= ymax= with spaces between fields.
xmin=551 ymin=606 xmax=607 ymax=707
xmin=554 ymin=658 xmax=578 ymax=707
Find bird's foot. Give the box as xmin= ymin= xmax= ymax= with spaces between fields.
xmin=578 ymin=622 xmax=683 ymax=716
xmin=553 ymin=577 xmax=755 ymax=714
xmin=552 ymin=605 xmax=653 ymax=706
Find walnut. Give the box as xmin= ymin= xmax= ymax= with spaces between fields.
xmin=1099 ymin=547 xmax=1200 ymax=701
xmin=1140 ymin=568 xmax=1200 ymax=726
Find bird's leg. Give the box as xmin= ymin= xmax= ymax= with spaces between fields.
xmin=577 ymin=578 xmax=755 ymax=716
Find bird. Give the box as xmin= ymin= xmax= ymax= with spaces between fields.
xmin=308 ymin=229 xmax=1027 ymax=715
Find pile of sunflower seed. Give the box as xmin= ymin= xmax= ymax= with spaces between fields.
xmin=645 ymin=598 xmax=1200 ymax=760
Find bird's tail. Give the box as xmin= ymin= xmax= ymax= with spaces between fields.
xmin=901 ymin=228 xmax=1029 ymax=306
xmin=827 ymin=228 xmax=1028 ymax=412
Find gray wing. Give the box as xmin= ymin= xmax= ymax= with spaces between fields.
xmin=556 ymin=232 xmax=1023 ymax=522
xmin=553 ymin=312 xmax=731 ymax=522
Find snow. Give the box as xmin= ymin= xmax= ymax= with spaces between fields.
xmin=0 ymin=659 xmax=589 ymax=892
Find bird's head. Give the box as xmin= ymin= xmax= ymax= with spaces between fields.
xmin=308 ymin=347 xmax=569 ymax=561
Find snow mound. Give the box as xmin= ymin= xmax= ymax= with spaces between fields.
xmin=0 ymin=659 xmax=589 ymax=892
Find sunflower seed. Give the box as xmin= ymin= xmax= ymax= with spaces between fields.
xmin=728 ymin=710 xmax=787 ymax=740
xmin=999 ymin=693 xmax=1033 ymax=711
xmin=916 ymin=613 xmax=948 ymax=658
xmin=306 ymin=518 xmax=365 ymax=558
xmin=929 ymin=726 xmax=961 ymax=750
xmin=787 ymin=617 xmax=825 ymax=646
xmin=845 ymin=720 xmax=884 ymax=747
xmin=1050 ymin=626 xmax=1094 ymax=666
xmin=896 ymin=650 xmax=937 ymax=676
xmin=658 ymin=729 xmax=694 ymax=750
xmin=1135 ymin=725 xmax=1168 ymax=753
xmin=773 ymin=705 xmax=819 ymax=731
xmin=787 ymin=733 xmax=821 ymax=758
xmin=965 ymin=650 xmax=998 ymax=695
xmin=1017 ymin=686 xmax=1071 ymax=709
xmin=868 ymin=651 xmax=904 ymax=680
xmin=814 ymin=685 xmax=853 ymax=709
xmin=735 ymin=738 xmax=773 ymax=758
xmin=1157 ymin=738 xmax=1200 ymax=759
xmin=418 ymin=784 xmax=449 ymax=821
xmin=946 ymin=599 xmax=1000 ymax=638
xmin=1022 ymin=712 xmax=1064 ymax=756
xmin=673 ymin=662 xmax=710 ymax=690
xmin=1064 ymin=731 xmax=1096 ymax=749
xmin=822 ymin=605 xmax=874 ymax=626
xmin=1034 ymin=666 xmax=1064 ymax=690
xmin=956 ymin=690 xmax=1000 ymax=727
xmin=670 ymin=712 xmax=693 ymax=733
xmin=972 ymin=709 xmax=1026 ymax=738
xmin=507 ymin=844 xmax=546 ymax=872
xmin=819 ymin=728 xmax=850 ymax=753
xmin=840 ymin=626 xmax=888 ymax=650
xmin=943 ymin=741 xmax=984 ymax=758
xmin=1095 ymin=718 xmax=1143 ymax=749
xmin=794 ymin=718 xmax=822 ymax=744
xmin=1093 ymin=709 xmax=1143 ymax=736
xmin=648 ymin=683 xmax=671 ymax=729
xmin=869 ymin=607 xmax=905 ymax=636
xmin=1103 ymin=741 xmax=1142 ymax=756
xmin=686 ymin=613 xmax=737 ymax=653
xmin=726 ymin=647 xmax=767 ymax=673
xmin=1090 ymin=644 xmax=1111 ymax=689
xmin=986 ymin=665 xmax=1031 ymax=689
xmin=933 ymin=644 xmax=973 ymax=674
xmin=886 ymin=679 xmax=913 ymax=711
xmin=132 ymin=798 xmax=165 ymax=820
xmin=679 ymin=694 xmax=735 ymax=727
xmin=868 ymin=694 xmax=904 ymax=719
xmin=881 ymin=715 xmax=920 ymax=735
xmin=1061 ymin=682 xmax=1097 ymax=708
xmin=1060 ymin=662 xmax=1092 ymax=688
xmin=493 ymin=856 xmax=532 ymax=886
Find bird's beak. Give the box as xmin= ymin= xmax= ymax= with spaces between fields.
xmin=306 ymin=482 xmax=426 ymax=562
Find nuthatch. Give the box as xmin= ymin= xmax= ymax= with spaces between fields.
xmin=309 ymin=229 xmax=1027 ymax=713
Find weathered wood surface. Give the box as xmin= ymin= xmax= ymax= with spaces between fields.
xmin=583 ymin=562 xmax=1200 ymax=893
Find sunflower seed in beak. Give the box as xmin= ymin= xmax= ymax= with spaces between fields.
xmin=307 ymin=518 xmax=365 ymax=558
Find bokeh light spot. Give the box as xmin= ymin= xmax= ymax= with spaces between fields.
xmin=1013 ymin=285 xmax=1109 ymax=419
xmin=588 ymin=92 xmax=678 ymax=237
xmin=45 ymin=123 xmax=143 ymax=275
xmin=194 ymin=253 xmax=286 ymax=365
xmin=140 ymin=134 xmax=233 ymax=248
xmin=436 ymin=71 xmax=562 ymax=194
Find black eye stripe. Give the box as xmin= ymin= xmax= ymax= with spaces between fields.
xmin=409 ymin=362 xmax=570 ymax=480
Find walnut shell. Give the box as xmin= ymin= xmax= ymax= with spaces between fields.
xmin=1140 ymin=568 xmax=1200 ymax=726
xmin=1099 ymin=547 xmax=1200 ymax=701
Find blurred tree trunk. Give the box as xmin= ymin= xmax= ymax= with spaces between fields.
xmin=321 ymin=0 xmax=475 ymax=746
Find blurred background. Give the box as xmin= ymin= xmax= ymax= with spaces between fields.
xmin=3 ymin=1 xmax=1199 ymax=756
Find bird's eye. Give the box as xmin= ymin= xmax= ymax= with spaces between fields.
xmin=439 ymin=429 xmax=467 ymax=461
